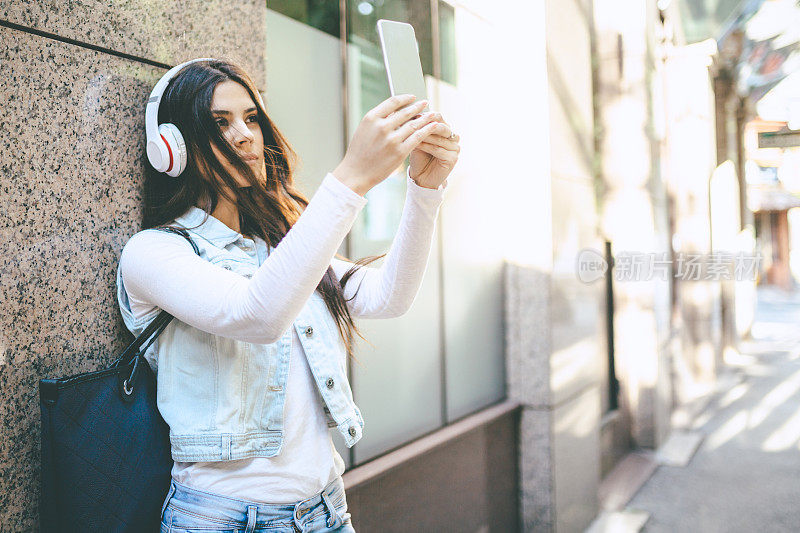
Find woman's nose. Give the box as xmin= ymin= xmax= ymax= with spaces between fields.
xmin=229 ymin=121 xmax=254 ymax=144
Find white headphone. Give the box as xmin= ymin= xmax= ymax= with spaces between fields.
xmin=145 ymin=58 xmax=215 ymax=177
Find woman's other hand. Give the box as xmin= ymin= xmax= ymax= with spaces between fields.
xmin=332 ymin=94 xmax=443 ymax=196
xmin=408 ymin=112 xmax=460 ymax=190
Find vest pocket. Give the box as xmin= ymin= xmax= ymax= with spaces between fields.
xmin=159 ymin=325 xmax=219 ymax=434
xmin=255 ymin=343 xmax=282 ymax=430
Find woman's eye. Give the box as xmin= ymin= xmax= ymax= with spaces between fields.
xmin=247 ymin=115 xmax=258 ymax=123
xmin=215 ymin=118 xmax=228 ymax=127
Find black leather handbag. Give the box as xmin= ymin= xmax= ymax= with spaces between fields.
xmin=38 ymin=227 xmax=198 ymax=532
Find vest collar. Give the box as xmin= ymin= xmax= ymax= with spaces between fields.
xmin=173 ymin=206 xmax=243 ymax=248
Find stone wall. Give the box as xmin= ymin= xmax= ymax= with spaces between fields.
xmin=0 ymin=4 xmax=266 ymax=528
xmin=505 ymin=0 xmax=604 ymax=530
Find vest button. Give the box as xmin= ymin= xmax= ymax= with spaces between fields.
xmin=326 ymin=377 xmax=335 ymax=389
xmin=348 ymin=426 xmax=357 ymax=437
xmin=304 ymin=326 xmax=314 ymax=337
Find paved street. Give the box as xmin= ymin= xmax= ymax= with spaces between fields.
xmin=627 ymin=287 xmax=800 ymax=532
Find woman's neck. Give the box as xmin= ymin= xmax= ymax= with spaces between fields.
xmin=210 ymin=196 xmax=241 ymax=235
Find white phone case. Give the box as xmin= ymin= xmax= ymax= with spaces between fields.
xmin=377 ymin=19 xmax=431 ymax=114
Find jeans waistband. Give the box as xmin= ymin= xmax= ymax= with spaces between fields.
xmin=163 ymin=475 xmax=346 ymax=530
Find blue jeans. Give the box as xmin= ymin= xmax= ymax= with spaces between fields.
xmin=159 ymin=476 xmax=356 ymax=532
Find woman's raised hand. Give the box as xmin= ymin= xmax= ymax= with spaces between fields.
xmin=332 ymin=94 xmax=451 ymax=196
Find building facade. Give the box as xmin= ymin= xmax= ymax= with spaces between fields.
xmin=0 ymin=1 xmax=745 ymax=531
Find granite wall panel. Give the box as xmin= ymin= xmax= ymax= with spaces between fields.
xmin=519 ymin=406 xmax=555 ymax=532
xmin=0 ymin=1 xmax=266 ymax=524
xmin=505 ymin=263 xmax=552 ymax=408
xmin=1 ymin=1 xmax=267 ymax=87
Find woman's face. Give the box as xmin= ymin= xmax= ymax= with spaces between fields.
xmin=208 ymin=80 xmax=266 ymax=188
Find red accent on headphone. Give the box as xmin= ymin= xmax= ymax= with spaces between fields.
xmin=160 ymin=133 xmax=174 ymax=173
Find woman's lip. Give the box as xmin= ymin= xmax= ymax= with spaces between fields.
xmin=241 ymin=155 xmax=260 ymax=161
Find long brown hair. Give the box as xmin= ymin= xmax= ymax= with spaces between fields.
xmin=141 ymin=58 xmax=383 ymax=361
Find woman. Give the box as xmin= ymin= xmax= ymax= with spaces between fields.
xmin=116 ymin=58 xmax=459 ymax=532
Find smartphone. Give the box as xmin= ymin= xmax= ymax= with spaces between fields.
xmin=377 ymin=19 xmax=430 ymax=114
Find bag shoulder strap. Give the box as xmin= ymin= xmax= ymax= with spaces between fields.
xmin=114 ymin=226 xmax=200 ymax=367
xmin=156 ymin=225 xmax=201 ymax=255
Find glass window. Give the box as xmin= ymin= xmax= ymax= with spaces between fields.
xmin=344 ymin=0 xmax=435 ymax=253
xmin=267 ymin=0 xmax=498 ymax=467
xmin=345 ymin=0 xmax=442 ymax=464
xmin=265 ymin=8 xmax=351 ymax=465
xmin=347 ymin=0 xmax=434 ymax=82
xmin=268 ymin=0 xmax=340 ymax=38
xmin=438 ymin=1 xmax=457 ymax=85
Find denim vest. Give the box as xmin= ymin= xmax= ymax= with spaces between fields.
xmin=116 ymin=206 xmax=364 ymax=462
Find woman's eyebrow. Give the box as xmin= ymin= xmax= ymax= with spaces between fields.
xmin=211 ymin=107 xmax=258 ymax=115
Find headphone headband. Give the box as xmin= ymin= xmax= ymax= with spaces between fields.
xmin=145 ymin=58 xmax=216 ymax=177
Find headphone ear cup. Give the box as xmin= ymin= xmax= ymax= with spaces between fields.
xmin=158 ymin=123 xmax=188 ymax=177
xmin=146 ymin=136 xmax=170 ymax=173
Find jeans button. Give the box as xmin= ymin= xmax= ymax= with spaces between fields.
xmin=348 ymin=426 xmax=357 ymax=437
xmin=305 ymin=326 xmax=313 ymax=337
xmin=326 ymin=378 xmax=334 ymax=389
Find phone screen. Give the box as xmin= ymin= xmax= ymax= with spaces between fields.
xmin=377 ymin=19 xmax=430 ymax=114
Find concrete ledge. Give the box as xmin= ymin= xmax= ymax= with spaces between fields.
xmin=342 ymin=400 xmax=522 ymax=532
xmin=598 ymin=450 xmax=658 ymax=512
xmin=343 ymin=399 xmax=521 ymax=490
xmin=586 ymin=509 xmax=651 ymax=533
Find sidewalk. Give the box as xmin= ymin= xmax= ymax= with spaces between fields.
xmin=598 ymin=286 xmax=800 ymax=532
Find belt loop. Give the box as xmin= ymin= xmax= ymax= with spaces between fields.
xmin=159 ymin=481 xmax=176 ymax=521
xmin=320 ymin=490 xmax=342 ymax=529
xmin=292 ymin=505 xmax=304 ymax=532
xmin=245 ymin=505 xmax=258 ymax=533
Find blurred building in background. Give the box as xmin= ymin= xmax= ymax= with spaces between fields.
xmin=3 ymin=0 xmax=800 ymax=531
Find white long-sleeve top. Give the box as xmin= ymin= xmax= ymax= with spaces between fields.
xmin=119 ymin=169 xmax=446 ymax=503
